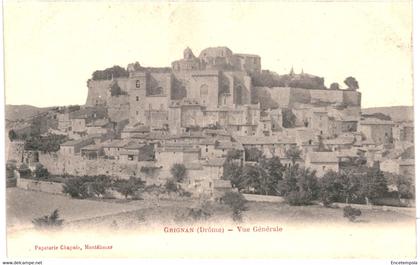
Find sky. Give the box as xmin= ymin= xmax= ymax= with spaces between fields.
xmin=3 ymin=1 xmax=413 ymax=108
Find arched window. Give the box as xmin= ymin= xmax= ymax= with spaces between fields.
xmin=200 ymin=84 xmax=208 ymax=97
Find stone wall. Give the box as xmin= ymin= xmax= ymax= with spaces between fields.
xmin=243 ymin=193 xmax=285 ymax=202
xmin=39 ymin=152 xmax=161 ymax=181
xmin=85 ymin=78 xmax=130 ymax=106
xmin=17 ymin=177 xmax=65 ymax=195
xmin=254 ymin=87 xmax=361 ymax=109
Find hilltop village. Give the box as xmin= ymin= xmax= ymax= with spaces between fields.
xmin=6 ymin=46 xmax=414 ymax=199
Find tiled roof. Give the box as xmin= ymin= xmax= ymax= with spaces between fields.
xmin=360 ymin=119 xmax=394 ymax=125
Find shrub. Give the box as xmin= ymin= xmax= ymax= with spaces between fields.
xmin=32 ymin=209 xmax=64 ymax=229
xmin=34 ymin=164 xmax=49 ymax=179
xmin=285 ymin=190 xmax=313 ymax=206
xmin=170 ymin=164 xmax=187 ymax=182
xmin=18 ymin=164 xmax=31 ymax=178
xmin=164 ymin=179 xmax=179 ymax=193
xmin=343 ymin=206 xmax=362 ymax=222
xmin=114 ymin=177 xmax=145 ymax=199
xmin=220 ymin=191 xmax=248 ymax=222
xmin=174 ymin=207 xmax=212 ymax=223
xmin=62 ymin=177 xmax=90 ymax=198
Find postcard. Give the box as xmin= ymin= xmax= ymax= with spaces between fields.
xmin=2 ymin=0 xmax=416 ymax=261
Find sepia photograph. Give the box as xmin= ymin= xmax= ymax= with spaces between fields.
xmin=1 ymin=0 xmax=416 ymax=262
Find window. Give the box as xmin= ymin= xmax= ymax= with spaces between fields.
xmin=136 ymin=80 xmax=140 ymax=88
xmin=136 ymin=96 xmax=139 ymax=101
xmin=209 ymin=182 xmax=212 ymax=188
xmin=136 ymin=111 xmax=139 ymax=115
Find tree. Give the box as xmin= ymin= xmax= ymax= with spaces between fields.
xmin=338 ymin=169 xmax=361 ymax=204
xmin=239 ymin=164 xmax=264 ymax=194
xmin=395 ymin=175 xmax=415 ymax=200
xmin=223 ymin=161 xmax=242 ymax=189
xmin=220 ymin=191 xmax=248 ymax=222
xmin=282 ymin=108 xmax=296 ymax=128
xmin=285 ymin=146 xmax=302 ymax=165
xmin=114 ymin=177 xmax=146 ymax=199
xmin=358 ymin=167 xmax=388 ymax=205
xmin=259 ymin=157 xmax=284 ymax=195
xmin=109 ymin=81 xmax=126 ymax=96
xmin=276 ymin=165 xmax=319 ymax=205
xmin=344 ymin=76 xmax=359 ymax=90
xmin=329 ymin=82 xmax=340 ymax=90
xmin=319 ymin=170 xmax=342 ymax=206
xmin=18 ymin=164 xmax=31 ymax=178
xmin=170 ymin=164 xmax=187 ymax=183
xmin=63 ymin=177 xmax=90 ymax=198
xmin=32 ymin=209 xmax=64 ymax=229
xmin=34 ymin=164 xmax=49 ymax=179
xmin=92 ymin=65 xmax=129 ymax=80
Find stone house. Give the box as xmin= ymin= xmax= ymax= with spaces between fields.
xmin=60 ymin=138 xmax=95 ymax=156
xmin=359 ymin=118 xmax=394 ymax=145
xmin=305 ymin=151 xmax=339 ymax=177
xmin=380 ymin=159 xmax=415 ymax=178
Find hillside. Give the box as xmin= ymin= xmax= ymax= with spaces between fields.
xmin=362 ymin=106 xmax=413 ymax=122
xmin=5 ymin=105 xmax=52 ymax=122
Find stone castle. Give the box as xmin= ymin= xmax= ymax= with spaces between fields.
xmin=85 ymin=46 xmax=361 ymax=137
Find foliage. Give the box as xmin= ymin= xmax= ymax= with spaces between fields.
xmin=34 ymin=164 xmax=49 ymax=179
xmin=109 ymin=81 xmax=127 ymax=96
xmin=250 ymin=70 xmax=325 ymax=90
xmin=32 ymin=209 xmax=64 ymax=229
xmin=222 ymin=161 xmax=243 ymax=188
xmin=250 ymin=87 xmax=279 ymax=110
xmin=244 ymin=147 xmax=263 ymax=162
xmin=164 ymin=179 xmax=179 ymax=193
xmin=344 ymin=76 xmax=359 ymax=90
xmin=92 ymin=65 xmax=129 ymax=80
xmin=285 ymin=146 xmax=302 ymax=165
xmin=343 ymin=206 xmax=362 ymax=222
xmin=18 ymin=164 xmax=32 ymax=178
xmin=277 ymin=165 xmax=319 ymax=205
xmin=114 ymin=177 xmax=146 ymax=199
xmin=329 ymin=82 xmax=340 ymax=90
xmin=282 ymin=109 xmax=296 ymax=128
xmin=358 ymin=167 xmax=388 ymax=204
xmin=285 ymin=191 xmax=314 ymax=206
xmin=62 ymin=175 xmax=113 ymax=198
xmin=62 ymin=177 xmax=90 ymax=198
xmin=170 ymin=163 xmax=187 ymax=182
xmin=319 ymin=170 xmax=342 ymax=206
xmin=220 ymin=191 xmax=248 ymax=222
xmin=395 ymin=175 xmax=415 ymax=199
xmin=24 ymin=134 xmax=68 ymax=152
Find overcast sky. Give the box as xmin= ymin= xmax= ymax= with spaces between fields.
xmin=3 ymin=1 xmax=412 ymax=108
